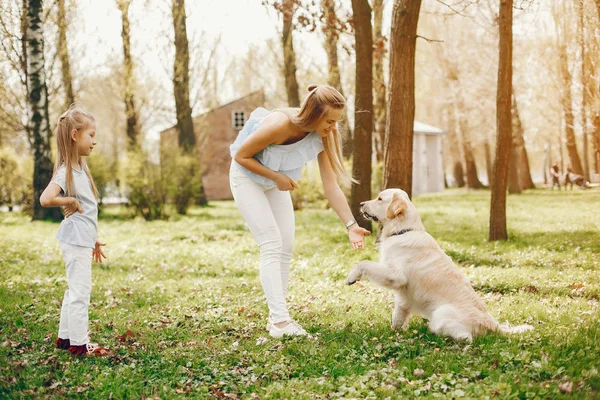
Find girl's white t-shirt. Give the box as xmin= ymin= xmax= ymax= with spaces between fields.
xmin=51 ymin=164 xmax=98 ymax=248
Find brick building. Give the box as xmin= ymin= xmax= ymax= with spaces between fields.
xmin=160 ymin=90 xmax=265 ymax=200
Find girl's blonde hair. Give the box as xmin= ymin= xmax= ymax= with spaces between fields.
xmin=54 ymin=107 xmax=99 ymax=198
xmin=284 ymin=84 xmax=354 ymax=184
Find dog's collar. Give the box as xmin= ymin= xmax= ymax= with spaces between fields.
xmin=390 ymin=228 xmax=413 ymax=237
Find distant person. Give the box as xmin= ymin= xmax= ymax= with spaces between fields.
xmin=40 ymin=107 xmax=110 ymax=357
xmin=550 ymin=162 xmax=561 ymax=190
xmin=229 ymin=85 xmax=370 ymax=338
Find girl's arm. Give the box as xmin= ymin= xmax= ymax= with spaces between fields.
xmin=317 ymin=152 xmax=370 ymax=250
xmin=234 ymin=113 xmax=297 ymax=191
xmin=40 ymin=183 xmax=82 ymax=214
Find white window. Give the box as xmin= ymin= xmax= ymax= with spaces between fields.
xmin=232 ymin=111 xmax=246 ymax=130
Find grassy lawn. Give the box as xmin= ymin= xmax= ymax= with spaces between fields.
xmin=1 ymin=188 xmax=599 ymax=399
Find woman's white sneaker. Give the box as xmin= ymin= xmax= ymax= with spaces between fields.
xmin=268 ymin=320 xmax=307 ymax=338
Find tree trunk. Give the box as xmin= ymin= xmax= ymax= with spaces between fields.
xmin=321 ymin=0 xmax=353 ymax=158
xmin=455 ymin=90 xmax=484 ymax=189
xmin=593 ymin=2 xmax=600 ymax=173
xmin=172 ymin=0 xmax=195 ymax=151
xmin=460 ymin=126 xmax=485 ymax=189
xmin=443 ymin=104 xmax=465 ymax=187
xmin=507 ymin=137 xmax=521 ymax=194
xmin=172 ymin=0 xmax=207 ymax=205
xmin=117 ymin=0 xmax=140 ymax=151
xmin=350 ymin=0 xmax=373 ymax=230
xmin=484 ymin=140 xmax=493 ymax=186
xmin=57 ymin=0 xmax=75 ymax=109
xmin=382 ymin=0 xmax=422 ymax=198
xmin=511 ymin=94 xmax=534 ymax=189
xmin=579 ymin=0 xmax=590 ymax=181
xmin=555 ymin=4 xmax=584 ymax=176
xmin=281 ymin=0 xmax=300 ymax=107
xmin=489 ymin=0 xmax=513 ymax=242
xmin=372 ymin=0 xmax=386 ymax=163
xmin=27 ymin=0 xmax=61 ymax=221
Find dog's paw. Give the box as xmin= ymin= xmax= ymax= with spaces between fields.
xmin=391 ymin=320 xmax=407 ymax=331
xmin=346 ymin=267 xmax=362 ymax=285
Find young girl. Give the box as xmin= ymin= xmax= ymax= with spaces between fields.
xmin=229 ymin=84 xmax=371 ymax=338
xmin=40 ymin=108 xmax=109 ymax=357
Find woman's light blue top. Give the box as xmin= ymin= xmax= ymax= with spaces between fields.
xmin=229 ymin=107 xmax=324 ymax=185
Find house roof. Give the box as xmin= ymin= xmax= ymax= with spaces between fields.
xmin=414 ymin=121 xmax=446 ymax=135
xmin=160 ymin=89 xmax=265 ymax=135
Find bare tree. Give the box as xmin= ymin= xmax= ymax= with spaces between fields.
xmin=511 ymin=94 xmax=534 ymax=189
xmin=116 ymin=0 xmax=140 ymax=150
xmin=579 ymin=0 xmax=590 ymax=181
xmin=57 ymin=0 xmax=75 ymax=109
xmin=489 ymin=0 xmax=513 ymax=242
xmin=281 ymin=0 xmax=300 ymax=107
xmin=26 ymin=0 xmax=61 ymax=221
xmin=372 ymin=0 xmax=386 ymax=163
xmin=350 ymin=0 xmax=373 ymax=230
xmin=172 ymin=0 xmax=195 ymax=151
xmin=382 ymin=0 xmax=422 ymax=198
xmin=172 ymin=0 xmax=207 ymax=205
xmin=321 ymin=0 xmax=353 ymax=157
xmin=554 ymin=1 xmax=584 ymax=175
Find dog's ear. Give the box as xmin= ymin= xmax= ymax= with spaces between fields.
xmin=386 ymin=194 xmax=407 ymax=220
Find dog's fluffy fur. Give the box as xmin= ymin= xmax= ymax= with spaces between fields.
xmin=346 ymin=189 xmax=533 ymax=342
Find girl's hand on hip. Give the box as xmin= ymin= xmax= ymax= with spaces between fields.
xmin=275 ymin=173 xmax=298 ymax=191
xmin=63 ymin=197 xmax=83 ymax=218
xmin=348 ymin=224 xmax=371 ymax=251
xmin=93 ymin=240 xmax=107 ymax=263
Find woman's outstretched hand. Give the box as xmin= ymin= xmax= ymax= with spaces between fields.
xmin=275 ymin=173 xmax=299 ymax=191
xmin=348 ymin=224 xmax=370 ymax=251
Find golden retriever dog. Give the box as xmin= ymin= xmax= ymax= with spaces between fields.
xmin=346 ymin=189 xmax=533 ymax=342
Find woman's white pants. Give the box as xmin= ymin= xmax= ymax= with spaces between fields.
xmin=229 ymin=165 xmax=294 ymax=323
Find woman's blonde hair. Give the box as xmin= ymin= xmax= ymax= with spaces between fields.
xmin=54 ymin=107 xmax=98 ymax=198
xmin=286 ymin=84 xmax=354 ymax=184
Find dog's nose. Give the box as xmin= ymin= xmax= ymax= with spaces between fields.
xmin=360 ymin=201 xmax=366 ymax=207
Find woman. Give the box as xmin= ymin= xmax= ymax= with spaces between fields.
xmin=229 ymin=84 xmax=370 ymax=338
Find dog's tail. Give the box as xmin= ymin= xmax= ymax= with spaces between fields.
xmin=497 ymin=321 xmax=534 ymax=334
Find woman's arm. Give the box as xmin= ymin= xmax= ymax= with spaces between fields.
xmin=318 ymin=152 xmax=370 ymax=250
xmin=233 ymin=113 xmax=297 ymax=191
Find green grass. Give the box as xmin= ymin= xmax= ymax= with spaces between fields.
xmin=1 ymin=188 xmax=599 ymax=399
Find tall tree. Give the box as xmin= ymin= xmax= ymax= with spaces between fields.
xmin=511 ymin=94 xmax=534 ymax=190
xmin=321 ymin=0 xmax=353 ymax=157
xmin=579 ymin=0 xmax=590 ymax=182
xmin=554 ymin=2 xmax=584 ymax=175
xmin=172 ymin=0 xmax=195 ymax=151
xmin=350 ymin=0 xmax=373 ymax=230
xmin=382 ymin=0 xmax=422 ymax=197
xmin=172 ymin=0 xmax=207 ymax=205
xmin=489 ymin=0 xmax=513 ymax=242
xmin=57 ymin=0 xmax=75 ymax=109
xmin=26 ymin=0 xmax=61 ymax=221
xmin=372 ymin=0 xmax=386 ymax=163
xmin=281 ymin=0 xmax=300 ymax=107
xmin=116 ymin=0 xmax=140 ymax=151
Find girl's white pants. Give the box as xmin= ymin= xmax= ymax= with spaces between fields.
xmin=58 ymin=241 xmax=92 ymax=345
xmin=229 ymin=165 xmax=294 ymax=323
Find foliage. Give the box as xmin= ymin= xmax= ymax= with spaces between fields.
xmin=162 ymin=147 xmax=204 ymax=215
xmin=0 ymin=148 xmax=32 ymax=212
xmin=124 ymin=151 xmax=167 ymax=221
xmin=291 ymin=161 xmax=327 ymax=210
xmin=87 ymin=152 xmax=111 ymax=208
